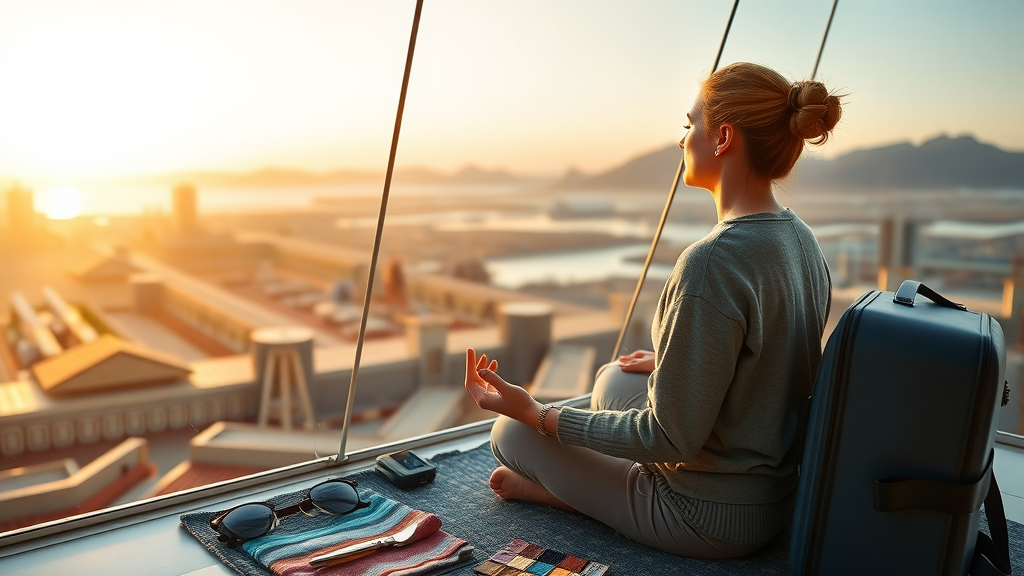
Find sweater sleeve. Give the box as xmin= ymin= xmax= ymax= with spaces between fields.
xmin=557 ymin=294 xmax=744 ymax=463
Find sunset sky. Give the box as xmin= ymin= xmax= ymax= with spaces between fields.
xmin=0 ymin=0 xmax=1021 ymax=182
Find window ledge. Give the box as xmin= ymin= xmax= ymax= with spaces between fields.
xmin=0 ymin=420 xmax=496 ymax=575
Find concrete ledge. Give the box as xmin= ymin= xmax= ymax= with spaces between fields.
xmin=530 ymin=344 xmax=597 ymax=403
xmin=0 ymin=437 xmax=152 ymax=527
xmin=0 ymin=459 xmax=79 ymax=493
xmin=377 ymin=386 xmax=464 ymax=442
xmin=188 ymin=422 xmax=384 ymax=470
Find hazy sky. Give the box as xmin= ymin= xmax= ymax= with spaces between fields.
xmin=0 ymin=0 xmax=1021 ymax=181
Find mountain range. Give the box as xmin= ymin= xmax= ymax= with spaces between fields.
xmin=555 ymin=134 xmax=1024 ymax=192
xmin=795 ymin=135 xmax=1024 ymax=190
xmin=28 ymin=134 xmax=1016 ymax=192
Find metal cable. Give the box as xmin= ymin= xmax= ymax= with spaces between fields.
xmin=811 ymin=0 xmax=839 ymax=81
xmin=712 ymin=1 xmax=740 ymax=73
xmin=610 ymin=0 xmax=740 ymax=362
xmin=338 ymin=0 xmax=424 ymax=461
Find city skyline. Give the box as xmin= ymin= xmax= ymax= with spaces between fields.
xmin=0 ymin=1 xmax=1022 ymax=181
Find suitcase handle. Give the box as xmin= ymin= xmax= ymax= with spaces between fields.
xmin=893 ymin=280 xmax=967 ymax=311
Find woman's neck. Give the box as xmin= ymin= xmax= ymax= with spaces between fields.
xmin=711 ymin=167 xmax=782 ymax=222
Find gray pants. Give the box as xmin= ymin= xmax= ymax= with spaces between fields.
xmin=490 ymin=362 xmax=764 ymax=559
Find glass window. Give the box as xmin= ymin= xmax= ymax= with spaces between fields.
xmin=2 ymin=0 xmax=1022 ymax=538
xmin=355 ymin=0 xmax=747 ymax=444
xmin=0 ymin=0 xmax=411 ymax=533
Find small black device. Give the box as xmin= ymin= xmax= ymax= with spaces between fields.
xmin=375 ymin=450 xmax=436 ymax=490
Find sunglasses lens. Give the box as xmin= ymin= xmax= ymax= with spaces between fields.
xmin=221 ymin=504 xmax=275 ymax=540
xmin=309 ymin=481 xmax=360 ymax=514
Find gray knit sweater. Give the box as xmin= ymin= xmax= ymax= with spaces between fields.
xmin=557 ymin=209 xmax=830 ymax=544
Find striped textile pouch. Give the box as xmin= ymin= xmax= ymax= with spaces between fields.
xmin=181 ymin=488 xmax=474 ymax=576
xmin=241 ymin=493 xmax=474 ymax=576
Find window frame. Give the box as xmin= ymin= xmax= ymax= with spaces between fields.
xmin=0 ymin=417 xmax=497 ymax=551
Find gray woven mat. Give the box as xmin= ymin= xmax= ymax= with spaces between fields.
xmin=183 ymin=442 xmax=1024 ymax=575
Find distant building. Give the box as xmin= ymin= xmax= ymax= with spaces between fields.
xmin=383 ymin=258 xmax=407 ymax=309
xmin=172 ymin=184 xmax=198 ymax=234
xmin=32 ymin=334 xmax=191 ymax=395
xmin=4 ymin=184 xmax=35 ymax=240
xmin=0 ymin=438 xmax=153 ymax=532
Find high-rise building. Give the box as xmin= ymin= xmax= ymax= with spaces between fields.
xmin=172 ymin=183 xmax=197 ymax=233
xmin=5 ymin=183 xmax=35 ymax=239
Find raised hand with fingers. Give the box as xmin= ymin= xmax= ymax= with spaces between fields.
xmin=464 ymin=348 xmax=542 ymax=425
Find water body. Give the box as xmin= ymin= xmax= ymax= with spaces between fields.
xmin=485 ymin=243 xmax=675 ymax=289
xmin=334 ymin=210 xmax=714 ymax=245
xmin=436 ymin=213 xmax=713 ymax=246
xmin=478 ymin=221 xmax=896 ymax=290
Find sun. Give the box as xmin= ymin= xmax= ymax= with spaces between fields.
xmin=0 ymin=9 xmax=225 ymax=179
xmin=44 ymin=187 xmax=82 ymax=220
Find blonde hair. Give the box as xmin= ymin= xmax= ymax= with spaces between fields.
xmin=700 ymin=62 xmax=843 ymax=180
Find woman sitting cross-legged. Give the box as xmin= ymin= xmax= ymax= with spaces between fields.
xmin=464 ymin=62 xmax=843 ymax=559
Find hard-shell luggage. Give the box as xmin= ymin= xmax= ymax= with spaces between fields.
xmin=791 ymin=280 xmax=1013 ymax=575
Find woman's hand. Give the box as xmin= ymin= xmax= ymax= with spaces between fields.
xmin=464 ymin=348 xmax=542 ymax=424
xmin=618 ymin=350 xmax=656 ymax=374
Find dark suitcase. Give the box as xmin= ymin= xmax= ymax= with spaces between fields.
xmin=791 ymin=280 xmax=1013 ymax=575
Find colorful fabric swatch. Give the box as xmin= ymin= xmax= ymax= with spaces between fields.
xmin=240 ymin=493 xmax=474 ymax=576
xmin=474 ymin=539 xmax=609 ymax=576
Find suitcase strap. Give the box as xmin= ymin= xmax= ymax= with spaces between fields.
xmin=872 ymin=462 xmax=991 ymax=514
xmin=973 ymin=473 xmax=1013 ymax=576
xmin=872 ymin=452 xmax=1012 ymax=575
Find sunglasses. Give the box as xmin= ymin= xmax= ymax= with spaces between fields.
xmin=210 ymin=478 xmax=370 ymax=546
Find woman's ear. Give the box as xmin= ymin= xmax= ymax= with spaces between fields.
xmin=714 ymin=122 xmax=735 ymax=157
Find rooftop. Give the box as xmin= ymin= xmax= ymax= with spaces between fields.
xmin=32 ymin=334 xmax=191 ymax=395
xmin=0 ymin=421 xmax=1021 ymax=575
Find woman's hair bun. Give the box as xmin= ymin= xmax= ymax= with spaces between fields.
xmin=700 ymin=62 xmax=846 ymax=179
xmin=788 ymin=80 xmax=842 ymax=145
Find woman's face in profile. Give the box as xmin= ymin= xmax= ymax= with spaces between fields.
xmin=679 ymin=97 xmax=717 ymax=190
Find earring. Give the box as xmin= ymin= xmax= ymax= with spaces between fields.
xmin=714 ymin=148 xmax=721 ymax=156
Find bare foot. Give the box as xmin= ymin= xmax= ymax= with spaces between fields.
xmin=488 ymin=466 xmax=576 ymax=512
